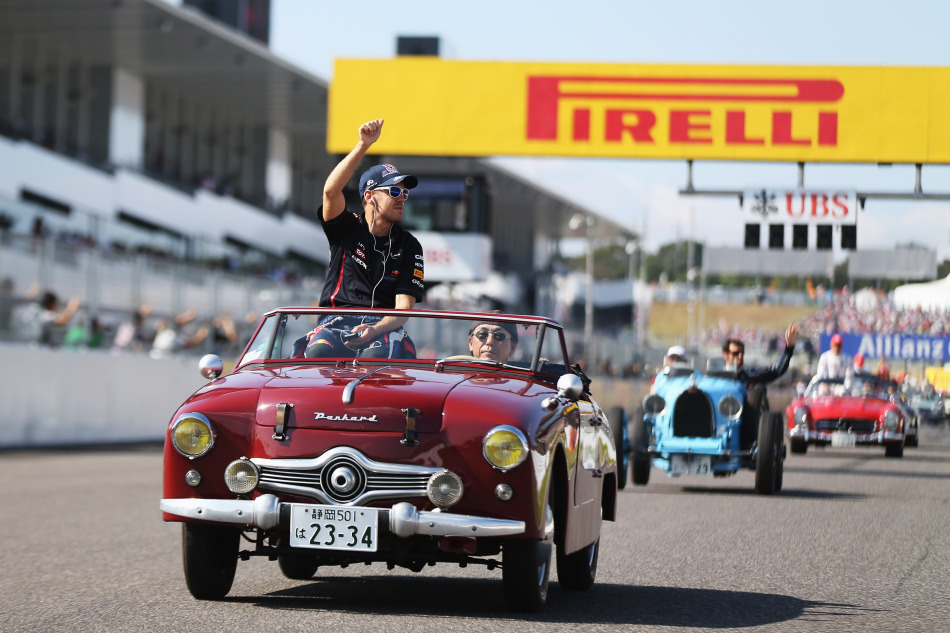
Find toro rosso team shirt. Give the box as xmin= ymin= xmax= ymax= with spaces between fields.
xmin=318 ymin=208 xmax=424 ymax=308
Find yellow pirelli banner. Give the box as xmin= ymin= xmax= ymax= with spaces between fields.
xmin=327 ymin=59 xmax=950 ymax=164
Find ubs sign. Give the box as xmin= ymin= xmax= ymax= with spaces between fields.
xmin=742 ymin=189 xmax=857 ymax=226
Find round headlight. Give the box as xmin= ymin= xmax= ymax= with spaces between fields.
xmin=426 ymin=470 xmax=463 ymax=508
xmin=883 ymin=410 xmax=900 ymax=430
xmin=642 ymin=394 xmax=666 ymax=416
xmin=793 ymin=406 xmax=808 ymax=425
xmin=171 ymin=413 xmax=215 ymax=458
xmin=224 ymin=458 xmax=260 ymax=494
xmin=718 ymin=394 xmax=743 ymax=420
xmin=483 ymin=426 xmax=529 ymax=471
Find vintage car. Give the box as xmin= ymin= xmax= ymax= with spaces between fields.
xmin=786 ymin=375 xmax=907 ymax=457
xmin=627 ymin=363 xmax=786 ymax=495
xmin=160 ymin=307 xmax=618 ymax=612
xmin=909 ymin=390 xmax=948 ymax=427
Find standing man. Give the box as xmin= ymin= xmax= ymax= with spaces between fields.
xmin=722 ymin=322 xmax=799 ymax=448
xmin=815 ymin=333 xmax=849 ymax=380
xmin=307 ymin=119 xmax=425 ymax=358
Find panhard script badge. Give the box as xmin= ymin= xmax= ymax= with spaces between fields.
xmin=314 ymin=412 xmax=378 ymax=423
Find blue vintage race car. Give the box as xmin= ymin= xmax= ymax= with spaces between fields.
xmin=624 ymin=364 xmax=786 ymax=495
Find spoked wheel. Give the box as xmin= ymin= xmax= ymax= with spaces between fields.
xmin=630 ymin=408 xmax=651 ymax=486
xmin=754 ymin=409 xmax=781 ymax=495
xmin=609 ymin=406 xmax=629 ymax=490
xmin=502 ymin=495 xmax=553 ymax=612
xmin=182 ymin=523 xmax=241 ymax=600
xmin=556 ymin=537 xmax=599 ymax=591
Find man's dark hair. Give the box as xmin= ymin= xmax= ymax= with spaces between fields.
xmin=722 ymin=338 xmax=745 ymax=354
xmin=469 ymin=310 xmax=518 ymax=343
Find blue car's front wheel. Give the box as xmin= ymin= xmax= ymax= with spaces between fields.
xmin=630 ymin=408 xmax=651 ymax=486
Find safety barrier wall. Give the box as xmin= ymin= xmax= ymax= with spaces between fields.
xmin=0 ymin=343 xmax=794 ymax=449
xmin=0 ymin=344 xmax=208 ymax=448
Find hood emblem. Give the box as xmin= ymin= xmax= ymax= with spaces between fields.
xmin=314 ymin=412 xmax=378 ymax=423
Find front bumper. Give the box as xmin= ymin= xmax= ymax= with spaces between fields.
xmin=789 ymin=427 xmax=903 ymax=445
xmin=160 ymin=495 xmax=526 ymax=538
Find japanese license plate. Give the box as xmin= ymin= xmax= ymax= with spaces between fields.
xmin=831 ymin=431 xmax=856 ymax=448
xmin=289 ymin=504 xmax=379 ymax=552
xmin=670 ymin=454 xmax=711 ymax=476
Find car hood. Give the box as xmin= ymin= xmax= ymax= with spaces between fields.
xmin=252 ymin=365 xmax=473 ymax=434
xmin=801 ymin=395 xmax=891 ymax=419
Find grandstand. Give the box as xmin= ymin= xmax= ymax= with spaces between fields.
xmin=0 ymin=0 xmax=635 ymax=349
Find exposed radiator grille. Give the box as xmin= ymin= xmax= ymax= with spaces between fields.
xmin=672 ymin=390 xmax=715 ymax=438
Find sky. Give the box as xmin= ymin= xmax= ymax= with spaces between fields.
xmin=256 ymin=0 xmax=950 ymax=260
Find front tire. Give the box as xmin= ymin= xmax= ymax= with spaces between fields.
xmin=609 ymin=406 xmax=628 ymax=490
xmin=630 ymin=408 xmax=651 ymax=486
xmin=790 ymin=438 xmax=808 ymax=454
xmin=885 ymin=441 xmax=904 ymax=458
xmin=503 ymin=538 xmax=552 ymax=612
xmin=755 ymin=410 xmax=780 ymax=495
xmin=182 ymin=523 xmax=240 ymax=600
xmin=278 ymin=554 xmax=319 ymax=580
xmin=556 ymin=538 xmax=599 ymax=591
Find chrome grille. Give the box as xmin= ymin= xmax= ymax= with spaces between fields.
xmin=816 ymin=419 xmax=876 ymax=434
xmin=252 ymin=446 xmax=441 ymax=505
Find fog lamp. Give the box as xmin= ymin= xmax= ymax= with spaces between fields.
xmin=494 ymin=483 xmax=514 ymax=502
xmin=184 ymin=470 xmax=202 ymax=487
xmin=224 ymin=458 xmax=260 ymax=494
xmin=171 ymin=413 xmax=215 ymax=458
xmin=483 ymin=426 xmax=529 ymax=471
xmin=426 ymin=470 xmax=463 ymax=508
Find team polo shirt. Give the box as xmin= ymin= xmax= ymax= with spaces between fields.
xmin=318 ymin=208 xmax=425 ymax=308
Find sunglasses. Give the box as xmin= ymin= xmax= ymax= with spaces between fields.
xmin=472 ymin=329 xmax=510 ymax=342
xmin=373 ymin=185 xmax=410 ymax=200
xmin=727 ymin=350 xmax=744 ymax=357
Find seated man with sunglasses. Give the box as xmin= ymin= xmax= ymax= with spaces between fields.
xmin=467 ymin=317 xmax=519 ymax=364
xmin=307 ymin=119 xmax=425 ymax=358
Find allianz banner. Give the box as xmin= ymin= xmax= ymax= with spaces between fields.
xmin=328 ymin=59 xmax=950 ymax=164
xmin=820 ymin=333 xmax=950 ymax=363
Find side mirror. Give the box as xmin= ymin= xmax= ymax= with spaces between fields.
xmin=199 ymin=354 xmax=223 ymax=380
xmin=556 ymin=373 xmax=583 ymax=400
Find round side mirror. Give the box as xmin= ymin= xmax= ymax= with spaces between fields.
xmin=556 ymin=373 xmax=583 ymax=400
xmin=199 ymin=354 xmax=223 ymax=380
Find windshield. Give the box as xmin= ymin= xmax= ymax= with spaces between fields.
xmin=237 ymin=308 xmax=569 ymax=376
xmin=805 ymin=376 xmax=896 ymax=400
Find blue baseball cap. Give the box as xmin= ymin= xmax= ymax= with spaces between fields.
xmin=358 ymin=163 xmax=418 ymax=196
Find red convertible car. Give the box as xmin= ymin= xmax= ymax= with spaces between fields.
xmin=160 ymin=307 xmax=618 ymax=611
xmin=786 ymin=375 xmax=907 ymax=457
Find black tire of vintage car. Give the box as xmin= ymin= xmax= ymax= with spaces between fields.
xmin=630 ymin=408 xmax=651 ymax=486
xmin=771 ymin=413 xmax=785 ymax=492
xmin=610 ymin=406 xmax=629 ymax=490
xmin=182 ymin=523 xmax=241 ymax=600
xmin=754 ymin=410 xmax=784 ymax=495
xmin=790 ymin=437 xmax=808 ymax=454
xmin=556 ymin=538 xmax=600 ymax=591
xmin=278 ymin=553 xmax=320 ymax=580
xmin=502 ymin=539 xmax=552 ymax=611
xmin=884 ymin=438 xmax=904 ymax=458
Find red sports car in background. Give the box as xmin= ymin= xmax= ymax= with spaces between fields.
xmin=160 ymin=307 xmax=618 ymax=612
xmin=786 ymin=375 xmax=906 ymax=457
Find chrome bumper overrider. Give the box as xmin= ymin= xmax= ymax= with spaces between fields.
xmin=160 ymin=495 xmax=526 ymax=538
